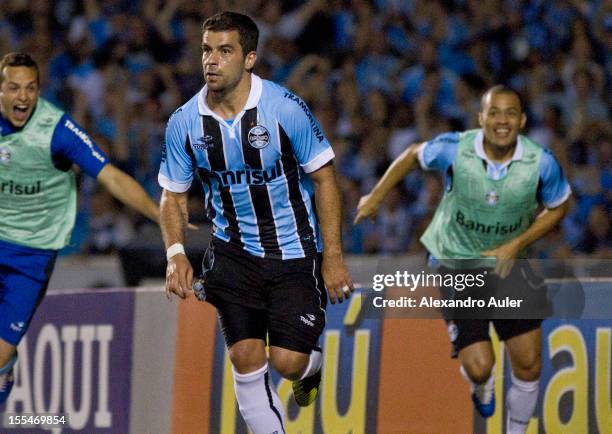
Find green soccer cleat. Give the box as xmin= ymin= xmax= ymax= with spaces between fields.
xmin=292 ymin=368 xmax=321 ymax=407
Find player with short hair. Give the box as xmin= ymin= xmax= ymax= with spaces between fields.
xmin=0 ymin=52 xmax=159 ymax=405
xmin=159 ymin=12 xmax=353 ymax=434
xmin=356 ymin=85 xmax=571 ymax=434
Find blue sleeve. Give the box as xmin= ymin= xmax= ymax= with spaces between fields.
xmin=280 ymin=91 xmax=334 ymax=173
xmin=418 ymin=132 xmax=459 ymax=172
xmin=538 ymin=148 xmax=572 ymax=208
xmin=50 ymin=114 xmax=108 ymax=178
xmin=158 ymin=108 xmax=194 ymax=192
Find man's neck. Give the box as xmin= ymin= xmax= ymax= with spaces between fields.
xmin=206 ymin=73 xmax=252 ymax=120
xmin=483 ymin=140 xmax=516 ymax=164
xmin=0 ymin=109 xmax=19 ymax=135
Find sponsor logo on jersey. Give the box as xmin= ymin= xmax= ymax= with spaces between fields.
xmin=523 ymin=151 xmax=537 ymax=164
xmin=213 ymin=160 xmax=283 ymax=187
xmin=64 ymin=119 xmax=106 ymax=163
xmin=37 ymin=117 xmax=55 ymax=128
xmin=193 ymin=134 xmax=215 ymax=150
xmin=10 ymin=322 xmax=25 ymax=332
xmin=161 ymin=141 xmax=167 ymax=162
xmin=247 ymin=125 xmax=270 ymax=149
xmin=0 ymin=147 xmax=10 ymax=163
xmin=283 ymin=92 xmax=325 ymax=143
xmin=485 ymin=189 xmax=499 ymax=205
xmin=300 ymin=315 xmax=315 ymax=327
xmin=0 ymin=180 xmax=42 ymax=195
xmin=455 ymin=210 xmax=522 ymax=235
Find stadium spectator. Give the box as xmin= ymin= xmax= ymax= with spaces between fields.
xmin=0 ymin=0 xmax=607 ymax=258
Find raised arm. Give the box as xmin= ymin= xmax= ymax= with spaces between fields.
xmin=354 ymin=142 xmax=424 ymax=224
xmin=96 ymin=164 xmax=159 ymax=223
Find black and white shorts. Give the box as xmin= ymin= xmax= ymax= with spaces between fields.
xmin=199 ymin=238 xmax=327 ymax=354
xmin=438 ymin=261 xmax=549 ymax=358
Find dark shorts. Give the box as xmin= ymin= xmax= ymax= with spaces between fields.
xmin=438 ymin=261 xmax=548 ymax=357
xmin=445 ymin=318 xmax=543 ymax=358
xmin=0 ymin=239 xmax=57 ymax=346
xmin=198 ymin=238 xmax=327 ymax=354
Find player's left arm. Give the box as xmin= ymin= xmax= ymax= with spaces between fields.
xmin=482 ymin=149 xmax=572 ymax=277
xmin=281 ymin=90 xmax=353 ymax=304
xmin=310 ymin=163 xmax=354 ymax=304
xmin=96 ymin=164 xmax=159 ymax=224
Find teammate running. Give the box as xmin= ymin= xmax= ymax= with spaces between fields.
xmin=356 ymin=85 xmax=571 ymax=434
xmin=0 ymin=52 xmax=159 ymax=405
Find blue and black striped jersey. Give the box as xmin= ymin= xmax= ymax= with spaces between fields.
xmin=158 ymin=74 xmax=334 ymax=259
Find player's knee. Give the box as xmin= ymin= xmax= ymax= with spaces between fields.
xmin=512 ymin=353 xmax=541 ymax=381
xmin=228 ymin=340 xmax=267 ymax=374
xmin=0 ymin=353 xmax=14 ymax=368
xmin=269 ymin=351 xmax=309 ymax=381
xmin=463 ymin=358 xmax=494 ymax=384
xmin=0 ymin=342 xmax=17 ymax=368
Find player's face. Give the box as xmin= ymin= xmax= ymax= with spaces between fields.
xmin=201 ymin=30 xmax=256 ymax=92
xmin=0 ymin=66 xmax=40 ymax=128
xmin=478 ymin=92 xmax=526 ymax=150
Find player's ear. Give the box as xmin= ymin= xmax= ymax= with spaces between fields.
xmin=244 ymin=51 xmax=256 ymax=70
xmin=519 ymin=112 xmax=526 ymax=130
xmin=478 ymin=111 xmax=484 ymax=128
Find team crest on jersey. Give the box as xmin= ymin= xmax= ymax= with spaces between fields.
xmin=248 ymin=125 xmax=270 ymax=149
xmin=0 ymin=147 xmax=11 ymax=163
xmin=485 ymin=189 xmax=499 ymax=205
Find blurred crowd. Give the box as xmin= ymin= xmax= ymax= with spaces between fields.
xmin=1 ymin=0 xmax=610 ymax=258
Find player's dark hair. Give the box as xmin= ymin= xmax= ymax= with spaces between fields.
xmin=0 ymin=52 xmax=40 ymax=85
xmin=480 ymin=85 xmax=524 ymax=113
xmin=202 ymin=12 xmax=259 ymax=55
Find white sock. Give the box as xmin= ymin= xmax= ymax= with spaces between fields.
xmin=460 ymin=363 xmax=495 ymax=404
xmin=233 ymin=363 xmax=285 ymax=434
xmin=299 ymin=348 xmax=322 ymax=380
xmin=506 ymin=373 xmax=539 ymax=434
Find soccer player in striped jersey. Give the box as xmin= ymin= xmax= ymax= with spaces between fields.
xmin=356 ymin=86 xmax=571 ymax=434
xmin=0 ymin=52 xmax=159 ymax=405
xmin=159 ymin=12 xmax=353 ymax=434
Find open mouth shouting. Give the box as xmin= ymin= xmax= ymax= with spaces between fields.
xmin=13 ymin=104 xmax=31 ymax=123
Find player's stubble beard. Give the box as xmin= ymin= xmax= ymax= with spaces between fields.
xmin=207 ymin=69 xmax=247 ymax=104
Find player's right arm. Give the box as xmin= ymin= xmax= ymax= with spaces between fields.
xmin=354 ymin=142 xmax=424 ymax=224
xmin=354 ymin=131 xmax=459 ymax=224
xmin=158 ymin=108 xmax=195 ymax=300
xmin=160 ymin=189 xmax=193 ymax=300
